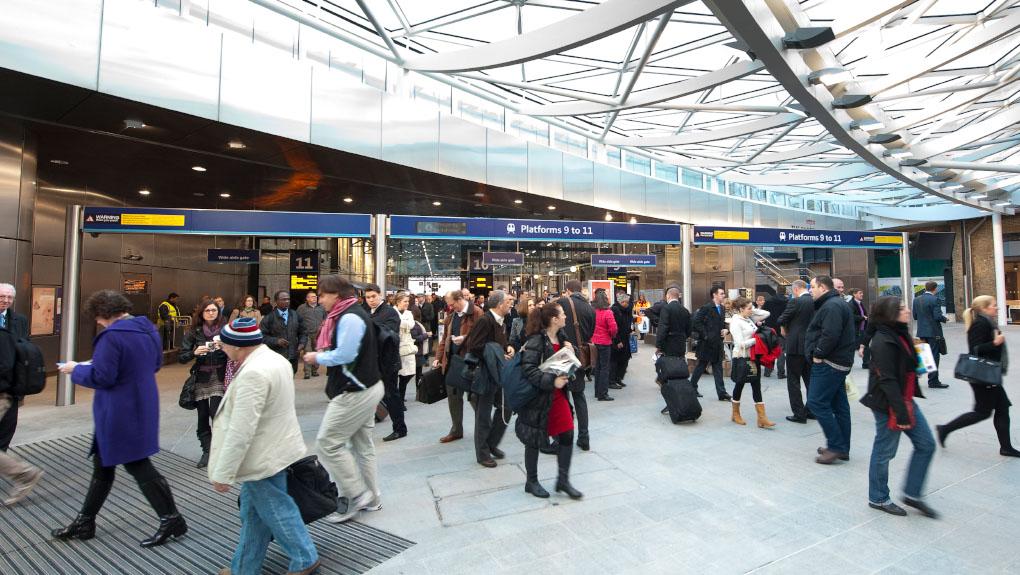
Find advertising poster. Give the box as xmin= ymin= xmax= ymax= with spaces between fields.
xmin=31 ymin=286 xmax=56 ymax=336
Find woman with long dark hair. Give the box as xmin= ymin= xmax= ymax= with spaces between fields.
xmin=517 ymin=304 xmax=582 ymax=500
xmin=861 ymin=296 xmax=937 ymax=518
xmin=228 ymin=294 xmax=262 ymax=324
xmin=937 ymin=295 xmax=1019 ymax=457
xmin=55 ymin=290 xmax=187 ymax=546
xmin=179 ymin=298 xmax=228 ymax=468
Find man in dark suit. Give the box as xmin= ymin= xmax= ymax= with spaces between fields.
xmin=557 ymin=280 xmax=595 ymax=451
xmin=0 ymin=282 xmax=29 ymax=453
xmin=655 ymin=286 xmax=691 ymax=365
xmin=762 ymin=288 xmax=788 ymax=378
xmin=913 ymin=281 xmax=948 ymax=389
xmin=690 ymin=286 xmax=731 ymax=401
xmin=259 ymin=290 xmax=305 ymax=374
xmin=0 ymin=282 xmax=42 ymax=506
xmin=363 ymin=285 xmax=404 ymax=441
xmin=776 ymin=279 xmax=814 ymax=423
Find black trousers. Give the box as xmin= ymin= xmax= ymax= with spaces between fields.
xmin=690 ymin=358 xmax=727 ymax=398
xmin=0 ymin=397 xmax=18 ymax=452
xmin=82 ymin=455 xmax=162 ymax=517
xmin=920 ymin=337 xmax=941 ymax=384
xmin=732 ymin=371 xmax=763 ymax=403
xmin=570 ymin=386 xmax=589 ymax=441
xmin=525 ymin=429 xmax=574 ymax=482
xmin=471 ymin=388 xmax=508 ymax=462
xmin=594 ymin=344 xmax=613 ymax=399
xmin=382 ymin=372 xmax=406 ymax=434
xmin=195 ymin=396 xmax=222 ymax=448
xmin=612 ymin=355 xmax=631 ymax=384
xmin=942 ymin=383 xmax=1014 ymax=450
xmin=786 ymin=354 xmax=811 ymax=419
xmin=398 ymin=374 xmax=413 ymax=405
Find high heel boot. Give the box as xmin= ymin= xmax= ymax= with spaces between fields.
xmin=554 ymin=439 xmax=583 ymax=500
xmin=523 ymin=446 xmax=549 ymax=498
xmin=52 ymin=477 xmax=112 ymax=540
xmin=755 ymin=403 xmax=776 ymax=429
xmin=731 ymin=401 xmax=746 ymax=425
xmin=197 ymin=431 xmax=211 ymax=469
xmin=138 ymin=477 xmax=188 ymax=547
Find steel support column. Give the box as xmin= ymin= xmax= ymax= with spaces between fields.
xmin=681 ymin=224 xmax=692 ymax=312
xmin=992 ymin=213 xmax=1008 ymax=326
xmin=374 ymin=214 xmax=387 ymax=293
xmin=57 ymin=205 xmax=83 ymax=407
xmin=900 ymin=232 xmax=913 ymax=316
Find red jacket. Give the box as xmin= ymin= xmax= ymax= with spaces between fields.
xmin=591 ymin=308 xmax=618 ymax=345
xmin=750 ymin=333 xmax=782 ymax=369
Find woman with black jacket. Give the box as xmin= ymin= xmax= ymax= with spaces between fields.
xmin=516 ymin=304 xmax=583 ymax=500
xmin=178 ymin=298 xmax=228 ymax=468
xmin=937 ymin=295 xmax=1019 ymax=457
xmin=861 ymin=297 xmax=937 ymax=518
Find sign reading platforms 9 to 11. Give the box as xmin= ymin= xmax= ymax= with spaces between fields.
xmin=693 ymin=226 xmax=904 ymax=249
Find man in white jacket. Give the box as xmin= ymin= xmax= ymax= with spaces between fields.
xmin=208 ymin=317 xmax=319 ymax=575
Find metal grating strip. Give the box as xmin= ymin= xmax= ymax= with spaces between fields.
xmin=0 ymin=434 xmax=414 ymax=574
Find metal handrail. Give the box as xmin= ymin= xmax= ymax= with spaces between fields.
xmin=753 ymin=250 xmax=815 ymax=286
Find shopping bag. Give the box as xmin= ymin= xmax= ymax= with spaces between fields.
xmin=629 ymin=334 xmax=638 ymax=354
xmin=638 ymin=317 xmax=650 ymax=334
xmin=914 ymin=341 xmax=936 ymax=374
xmin=845 ymin=373 xmax=860 ymax=402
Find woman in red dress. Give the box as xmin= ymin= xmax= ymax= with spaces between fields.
xmin=516 ymin=304 xmax=583 ymax=499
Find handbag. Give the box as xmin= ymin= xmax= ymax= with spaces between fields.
xmin=285 ymin=455 xmax=340 ymax=524
xmin=417 ymin=368 xmax=448 ymax=404
xmin=730 ymin=357 xmax=750 ymax=384
xmin=178 ymin=369 xmax=198 ymax=410
xmin=565 ymin=296 xmax=596 ymax=369
xmin=954 ymin=352 xmax=1003 ymax=386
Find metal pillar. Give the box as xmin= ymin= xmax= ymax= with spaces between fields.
xmin=992 ymin=213 xmax=1008 ymax=326
xmin=899 ymin=232 xmax=912 ymax=313
xmin=374 ymin=214 xmax=387 ymax=292
xmin=57 ymin=205 xmax=83 ymax=407
xmin=681 ymin=224 xmax=692 ymax=312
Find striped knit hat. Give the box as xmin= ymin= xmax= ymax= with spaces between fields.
xmin=220 ymin=317 xmax=263 ymax=347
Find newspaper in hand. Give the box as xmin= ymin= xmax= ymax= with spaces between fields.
xmin=538 ymin=346 xmax=582 ymax=377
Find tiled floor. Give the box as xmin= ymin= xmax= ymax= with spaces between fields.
xmin=9 ymin=323 xmax=1020 ymax=574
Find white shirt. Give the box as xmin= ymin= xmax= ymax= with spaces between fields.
xmin=490 ymin=309 xmax=504 ymax=326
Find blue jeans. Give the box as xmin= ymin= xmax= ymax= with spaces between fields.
xmin=806 ymin=362 xmax=851 ymax=454
xmin=233 ymin=470 xmax=318 ymax=575
xmin=868 ymin=403 xmax=935 ymax=504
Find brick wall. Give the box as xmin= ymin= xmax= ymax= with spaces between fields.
xmin=951 ymin=215 xmax=1019 ymax=315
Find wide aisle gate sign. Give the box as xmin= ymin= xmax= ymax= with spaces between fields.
xmin=693 ymin=226 xmax=903 ymax=249
xmin=391 ymin=215 xmax=681 ymax=243
xmin=82 ymin=207 xmax=372 ymax=237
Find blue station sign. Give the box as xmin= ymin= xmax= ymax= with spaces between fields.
xmin=591 ymin=254 xmax=658 ymax=267
xmin=391 ymin=215 xmax=681 ymax=244
xmin=693 ymin=226 xmax=903 ymax=249
xmin=208 ymin=249 xmax=259 ymax=263
xmin=83 ymin=207 xmax=372 ymax=237
xmin=482 ymin=252 xmax=525 ymax=266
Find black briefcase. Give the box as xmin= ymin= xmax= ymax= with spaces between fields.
xmin=417 ymin=368 xmax=448 ymax=404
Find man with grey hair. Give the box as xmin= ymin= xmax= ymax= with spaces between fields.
xmin=0 ymin=282 xmax=42 ymax=505
xmin=463 ymin=290 xmax=515 ymax=468
xmin=777 ymin=279 xmax=815 ymax=423
xmin=610 ymin=293 xmax=634 ymax=389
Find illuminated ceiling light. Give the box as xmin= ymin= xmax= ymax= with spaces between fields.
xmin=996 ymin=201 xmax=1012 ymax=206
xmin=604 ymin=212 xmax=613 ymax=221
xmin=547 ymin=205 xmax=556 ymax=210
xmin=807 ymin=67 xmax=851 ymax=86
xmin=546 ymin=243 xmax=553 ymax=247
xmin=49 ymin=159 xmax=69 ymax=165
xmin=867 ymin=133 xmax=901 ymax=145
xmin=192 ymin=166 xmax=207 ymax=172
xmin=138 ymin=189 xmax=150 ymax=196
xmin=569 ymin=266 xmax=578 ymax=273
xmin=227 ymin=140 xmax=246 ymax=150
xmin=629 ymin=216 xmax=638 ymax=224
xmin=124 ymin=119 xmax=146 ymax=129
xmin=832 ymin=94 xmax=872 ymax=109
xmin=548 ymin=270 xmax=555 ymax=276
xmin=514 ymin=199 xmax=523 ymax=204
xmin=342 ymin=197 xmax=353 ymax=203
xmin=473 ymin=192 xmax=485 ymax=198
xmin=782 ymin=27 xmax=835 ymax=49
xmin=219 ymin=192 xmax=231 ymax=198
xmin=852 ymin=120 xmax=885 ymax=131
xmin=432 ymin=201 xmax=442 ymax=206
xmin=900 ymin=158 xmax=927 ymax=167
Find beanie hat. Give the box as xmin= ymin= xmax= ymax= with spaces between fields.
xmin=221 ymin=317 xmax=263 ymax=347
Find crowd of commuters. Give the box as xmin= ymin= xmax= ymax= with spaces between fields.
xmin=0 ymin=270 xmax=1016 ymax=573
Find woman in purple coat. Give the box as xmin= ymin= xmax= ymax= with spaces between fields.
xmin=54 ymin=290 xmax=188 ymax=547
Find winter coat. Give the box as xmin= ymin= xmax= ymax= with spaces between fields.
xmin=861 ymin=324 xmax=925 ymax=423
xmin=803 ymin=290 xmax=856 ymax=368
xmin=912 ymin=292 xmax=946 ymax=339
xmin=777 ymin=293 xmax=814 ymax=356
xmin=611 ymin=302 xmax=634 ymax=360
xmin=296 ymin=303 xmax=327 ymax=346
xmin=692 ymin=301 xmax=726 ymax=362
xmin=259 ymin=308 xmax=305 ymax=361
xmin=656 ymin=300 xmax=691 ymax=358
xmin=762 ymin=295 xmax=787 ymax=330
xmin=969 ymin=313 xmax=1006 ymax=365
xmin=556 ymin=293 xmax=594 ymax=348
xmin=516 ymin=332 xmax=571 ymax=449
xmin=0 ymin=310 xmax=28 ymax=395
xmin=178 ymin=325 xmax=228 ymax=383
xmin=398 ymin=310 xmax=418 ymax=376
xmin=208 ymin=344 xmax=306 ymax=484
xmin=435 ymin=301 xmax=483 ymax=374
xmin=71 ymin=316 xmax=162 ymax=466
xmin=591 ymin=308 xmax=618 ymax=346
xmin=728 ymin=314 xmax=760 ymax=359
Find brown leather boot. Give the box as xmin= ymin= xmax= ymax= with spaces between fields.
xmin=755 ymin=403 xmax=776 ymax=429
xmin=731 ymin=401 xmax=746 ymax=425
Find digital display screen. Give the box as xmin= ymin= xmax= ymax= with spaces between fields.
xmin=416 ymin=221 xmax=468 ymax=235
xmin=290 ymin=273 xmax=319 ymax=290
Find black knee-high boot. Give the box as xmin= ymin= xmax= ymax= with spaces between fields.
xmin=524 ymin=446 xmax=548 ymax=498
xmin=555 ymin=433 xmax=582 ymax=500
xmin=52 ymin=477 xmax=113 ymax=540
xmin=138 ymin=477 xmax=188 ymax=547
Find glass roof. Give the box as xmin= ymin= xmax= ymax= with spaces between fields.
xmin=272 ymin=0 xmax=1020 ymax=213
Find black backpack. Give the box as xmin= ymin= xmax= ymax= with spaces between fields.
xmin=12 ymin=338 xmax=46 ymax=396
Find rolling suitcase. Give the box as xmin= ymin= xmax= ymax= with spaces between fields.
xmin=660 ymin=378 xmax=701 ymax=423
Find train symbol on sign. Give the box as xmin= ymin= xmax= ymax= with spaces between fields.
xmin=506 ymin=223 xmax=516 ymax=234
xmin=779 ymin=232 xmax=787 ymax=241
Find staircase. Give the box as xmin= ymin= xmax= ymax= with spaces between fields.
xmin=753 ymin=250 xmax=815 ymax=287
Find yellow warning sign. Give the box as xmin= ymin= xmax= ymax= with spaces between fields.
xmin=714 ymin=229 xmax=750 ymax=240
xmin=121 ymin=213 xmax=186 ymax=227
xmin=873 ymin=235 xmax=903 ymax=245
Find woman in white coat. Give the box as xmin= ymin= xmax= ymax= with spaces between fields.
xmin=387 ymin=292 xmax=417 ymax=442
xmin=728 ymin=297 xmax=776 ymax=429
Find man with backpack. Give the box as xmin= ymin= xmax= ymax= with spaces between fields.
xmin=363 ymin=285 xmax=404 ymax=443
xmin=0 ymin=283 xmax=43 ymax=505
